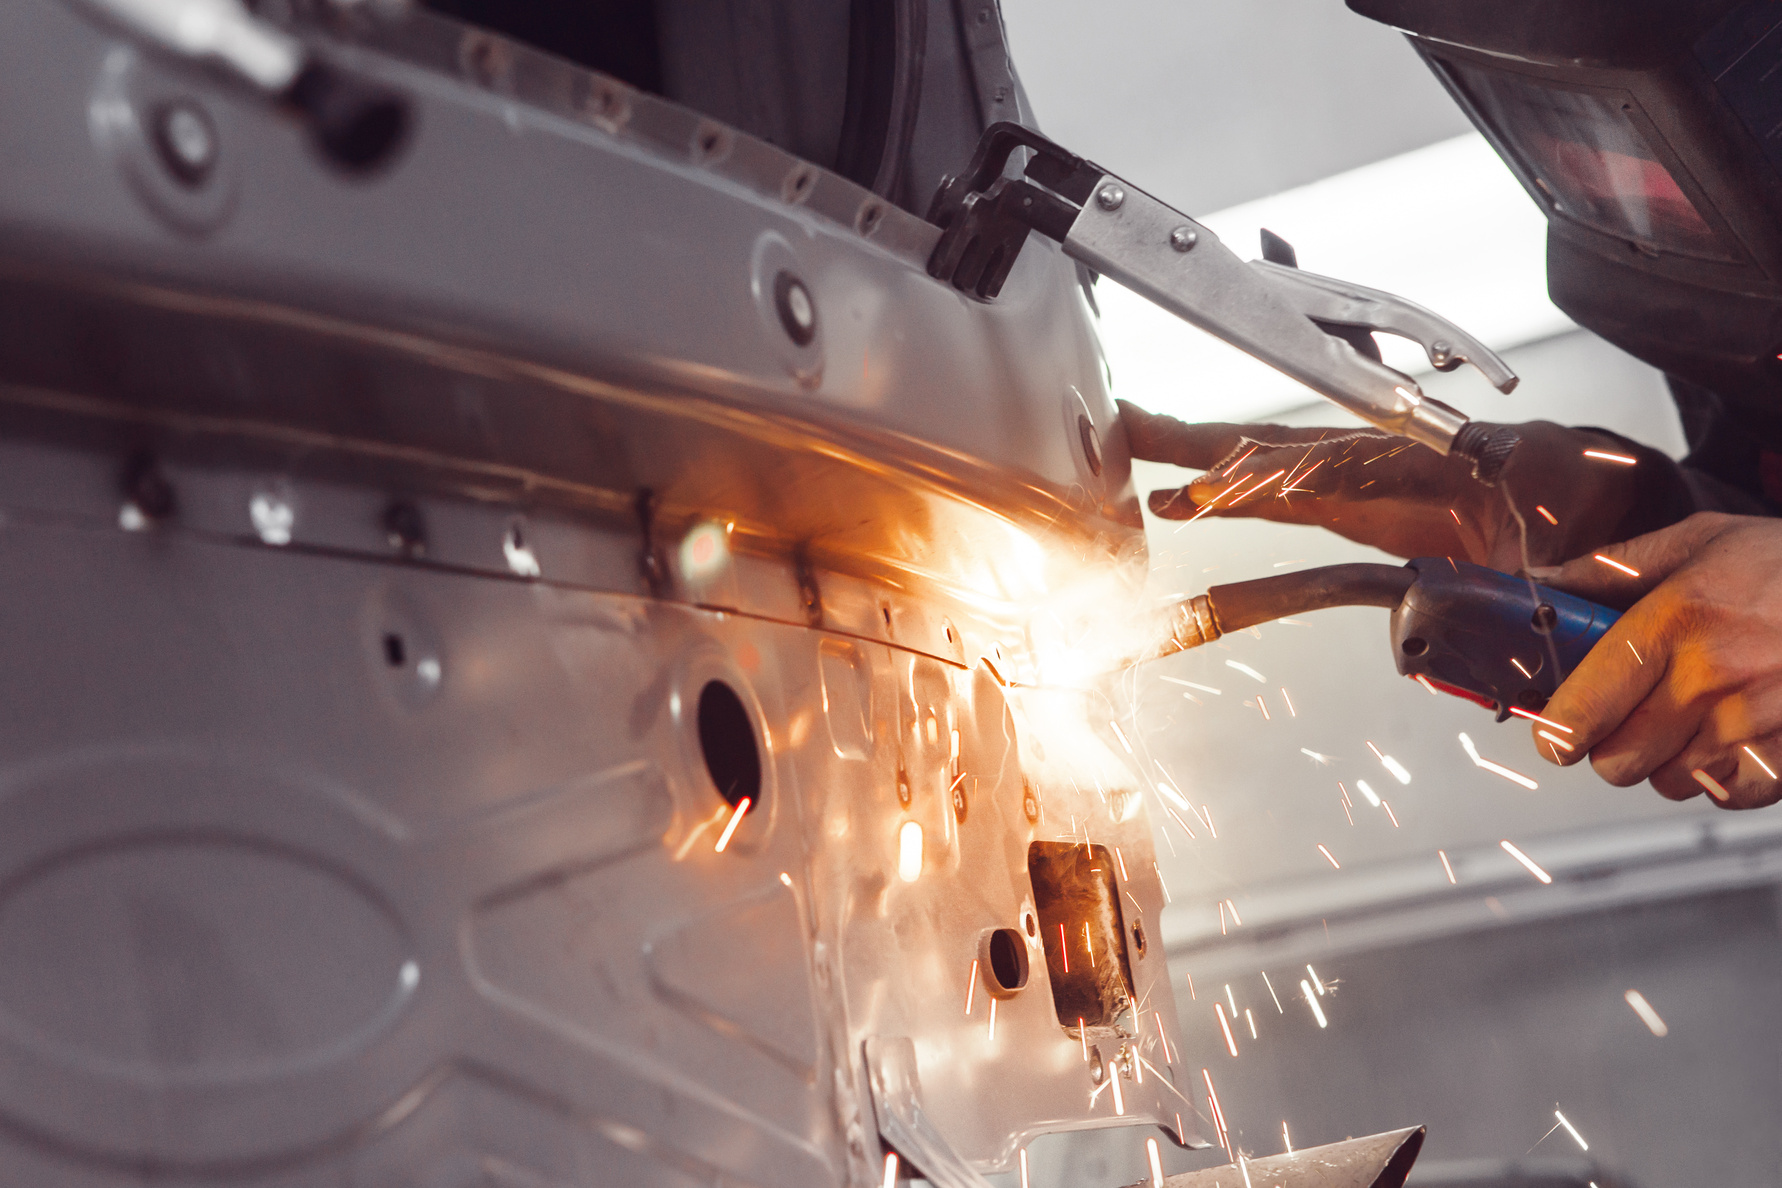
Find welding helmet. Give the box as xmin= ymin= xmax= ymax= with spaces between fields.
xmin=1349 ymin=0 xmax=1782 ymax=436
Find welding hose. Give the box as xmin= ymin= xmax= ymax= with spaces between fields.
xmin=1154 ymin=563 xmax=1415 ymax=659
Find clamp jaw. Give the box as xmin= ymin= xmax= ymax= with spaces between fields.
xmin=927 ymin=124 xmax=1519 ymax=466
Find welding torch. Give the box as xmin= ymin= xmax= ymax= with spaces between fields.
xmin=1146 ymin=558 xmax=1621 ymax=722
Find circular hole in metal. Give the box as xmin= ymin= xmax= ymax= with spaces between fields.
xmin=986 ymin=927 xmax=1028 ymax=994
xmin=772 ymin=271 xmax=817 ymax=346
xmin=698 ymin=681 xmax=760 ymax=808
xmin=1078 ymin=414 xmax=1103 ymax=477
xmin=1401 ymin=636 xmax=1428 ymax=657
xmin=1531 ymin=604 xmax=1558 ymax=634
xmin=1023 ymin=910 xmax=1037 ymax=937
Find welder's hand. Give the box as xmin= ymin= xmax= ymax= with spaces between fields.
xmin=1119 ymin=402 xmax=1648 ymax=571
xmin=1532 ymin=513 xmax=1782 ymax=809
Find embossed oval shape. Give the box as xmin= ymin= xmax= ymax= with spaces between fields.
xmin=0 ymin=836 xmax=413 ymax=1085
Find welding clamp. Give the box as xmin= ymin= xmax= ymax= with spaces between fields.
xmin=927 ymin=124 xmax=1523 ymax=480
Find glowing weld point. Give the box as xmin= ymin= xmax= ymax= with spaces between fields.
xmin=1593 ymin=553 xmax=1640 ymax=577
xmin=882 ymin=1153 xmax=898 ymax=1188
xmin=1507 ymin=707 xmax=1572 ymax=733
xmin=1500 ymin=839 xmax=1553 ymax=883
xmin=1555 ymin=1110 xmax=1589 ymax=1151
xmin=1439 ymin=849 xmax=1457 ymax=884
xmin=713 ymin=797 xmax=751 ymax=852
xmin=1625 ymin=989 xmax=1668 ymax=1036
xmin=1226 ymin=660 xmax=1266 ymax=683
xmin=1147 ymin=1137 xmax=1164 ymax=1188
xmin=1300 ymin=980 xmax=1328 ymax=1028
xmin=1692 ymin=768 xmax=1731 ymax=802
xmin=1583 ymin=449 xmax=1637 ymax=465
xmin=1317 ymin=843 xmax=1341 ymax=869
xmin=1746 ymin=745 xmax=1778 ymax=780
xmin=897 ymin=820 xmax=923 ymax=882
xmin=1215 ymin=1003 xmax=1239 ymax=1057
xmin=1536 ymin=505 xmax=1559 ymax=525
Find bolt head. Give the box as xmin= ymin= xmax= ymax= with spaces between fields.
xmin=153 ymin=101 xmax=217 ymax=186
xmin=1095 ymin=183 xmax=1125 ymax=212
xmin=1169 ymin=225 xmax=1199 ymax=252
xmin=1430 ymin=339 xmax=1452 ymax=365
xmin=773 ymin=271 xmax=817 ymax=346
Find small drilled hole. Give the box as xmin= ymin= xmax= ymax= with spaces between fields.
xmin=383 ymin=633 xmax=406 ymax=667
xmin=698 ymin=681 xmax=761 ymax=808
xmin=1401 ymin=636 xmax=1428 ymax=656
xmin=986 ymin=927 xmax=1028 ymax=993
xmin=1024 ymin=910 xmax=1037 ymax=937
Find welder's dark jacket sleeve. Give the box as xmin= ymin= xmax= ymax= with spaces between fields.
xmin=1588 ymin=375 xmax=1781 ymax=542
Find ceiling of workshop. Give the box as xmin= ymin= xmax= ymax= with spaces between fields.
xmin=1001 ymin=0 xmax=1473 ymax=216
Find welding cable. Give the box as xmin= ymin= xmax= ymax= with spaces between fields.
xmin=1152 ymin=563 xmax=1416 ymax=659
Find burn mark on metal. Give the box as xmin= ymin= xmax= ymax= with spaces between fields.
xmin=1028 ymin=841 xmax=1135 ymax=1028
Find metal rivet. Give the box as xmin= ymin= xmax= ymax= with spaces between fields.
xmin=1169 ymin=225 xmax=1198 ymax=252
xmin=153 ymin=101 xmax=217 ymax=187
xmin=1095 ymin=184 xmax=1125 ymax=212
xmin=1430 ymin=339 xmax=1452 ymax=366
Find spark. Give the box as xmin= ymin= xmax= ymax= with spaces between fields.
xmin=1693 ymin=768 xmax=1732 ymax=802
xmin=1222 ymin=444 xmax=1259 ymax=476
xmin=1245 ymin=1008 xmax=1258 ymax=1039
xmin=1341 ymin=799 xmax=1354 ymax=826
xmin=1262 ymin=971 xmax=1284 ymax=1012
xmin=1500 ymin=839 xmax=1553 ymax=883
xmin=1306 ymin=965 xmax=1326 ymax=995
xmin=1283 ymin=1122 xmax=1294 ymax=1153
xmin=1218 ymin=901 xmax=1227 ymax=935
xmin=1161 ymin=677 xmax=1222 ymax=695
xmin=1202 ymin=805 xmax=1218 ymax=838
xmin=1201 ymin=1069 xmax=1230 ymax=1150
xmin=1084 ymin=921 xmax=1096 ymax=966
xmin=1110 ymin=720 xmax=1134 ymax=754
xmin=1185 ymin=973 xmax=1195 ymax=1000
xmin=1382 ymin=801 xmax=1400 ymax=828
xmin=1355 ymin=779 xmax=1382 ymax=807
xmin=1300 ymin=980 xmax=1328 ymax=1028
xmin=988 ymin=998 xmax=997 ymax=1041
xmin=1536 ymin=504 xmax=1559 ymax=525
xmin=1158 ymin=867 xmax=1173 ymax=904
xmin=1460 ymin=732 xmax=1540 ymax=789
xmin=965 ymin=960 xmax=978 ymax=1015
xmin=1116 ymin=847 xmax=1130 ymax=880
xmin=1225 ymin=983 xmax=1238 ymax=1017
xmin=1300 ymin=747 xmax=1333 ymax=765
xmin=1746 ymin=745 xmax=1778 ymax=779
xmin=1628 ymin=640 xmax=1643 ymax=664
xmin=1080 ymin=1018 xmax=1088 ymax=1060
xmin=1439 ymin=849 xmax=1457 ymax=884
xmin=1555 ymin=1110 xmax=1589 ymax=1151
xmin=1508 ymin=707 xmax=1572 ymax=733
xmin=1317 ymin=843 xmax=1341 ymax=869
xmin=1257 ymin=696 xmax=1271 ymax=721
xmin=1161 ymin=801 xmax=1198 ymax=840
xmin=1215 ymin=1003 xmax=1239 ymax=1056
xmin=1414 ymin=673 xmax=1440 ymax=695
xmin=1593 ymin=553 xmax=1640 ymax=577
xmin=1146 ymin=1138 xmax=1164 ymax=1188
xmin=1538 ymin=729 xmax=1575 ymax=752
xmin=1450 ymin=507 xmax=1463 ymax=527
xmin=1366 ymin=741 xmax=1412 ymax=784
xmin=1226 ymin=898 xmax=1243 ymax=925
xmin=1583 ymin=449 xmax=1637 ymax=465
xmin=1229 ymin=468 xmax=1288 ymax=506
xmin=779 ymin=871 xmax=793 ymax=886
xmin=1110 ymin=1067 xmax=1125 ymax=1115
xmin=1625 ymin=989 xmax=1668 ymax=1036
xmin=713 ymin=797 xmax=751 ymax=852
xmin=1510 ymin=657 xmax=1532 ymax=679
xmin=1156 ymin=1010 xmax=1175 ymax=1063
xmin=1226 ymin=659 xmax=1267 ymax=683
xmin=1060 ymin=924 xmax=1069 ymax=973
xmin=882 ymin=1153 xmax=898 ymax=1188
xmin=898 ymin=821 xmax=923 ymax=881
xmin=1154 ymin=776 xmax=1194 ymax=813
xmin=1020 ymin=1149 xmax=1030 ymax=1188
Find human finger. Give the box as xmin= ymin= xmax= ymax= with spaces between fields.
xmin=1536 ymin=594 xmax=1671 ymax=765
xmin=1117 ymin=403 xmax=1377 ymax=472
xmin=1648 ymin=681 xmax=1782 ymax=807
xmin=1650 ymin=735 xmax=1782 ymax=809
xmin=1582 ymin=654 xmax=1710 ymax=787
xmin=1532 ymin=513 xmax=1737 ymax=608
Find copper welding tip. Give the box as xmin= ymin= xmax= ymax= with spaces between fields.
xmin=1143 ymin=594 xmax=1221 ymax=663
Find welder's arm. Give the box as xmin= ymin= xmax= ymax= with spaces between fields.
xmin=1532 ymin=513 xmax=1782 ymax=809
xmin=1118 ymin=402 xmax=1690 ymax=572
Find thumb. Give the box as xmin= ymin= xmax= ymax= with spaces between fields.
xmin=1533 ymin=513 xmax=1735 ymax=609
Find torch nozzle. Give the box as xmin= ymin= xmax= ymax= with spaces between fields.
xmin=1132 ymin=563 xmax=1418 ymax=668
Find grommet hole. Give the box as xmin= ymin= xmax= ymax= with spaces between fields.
xmin=698 ymin=680 xmax=761 ymax=808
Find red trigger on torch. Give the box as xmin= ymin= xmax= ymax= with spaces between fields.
xmin=1413 ymin=673 xmax=1498 ymax=712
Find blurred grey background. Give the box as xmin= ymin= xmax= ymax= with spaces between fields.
xmin=998 ymin=3 xmax=1782 ymax=1186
